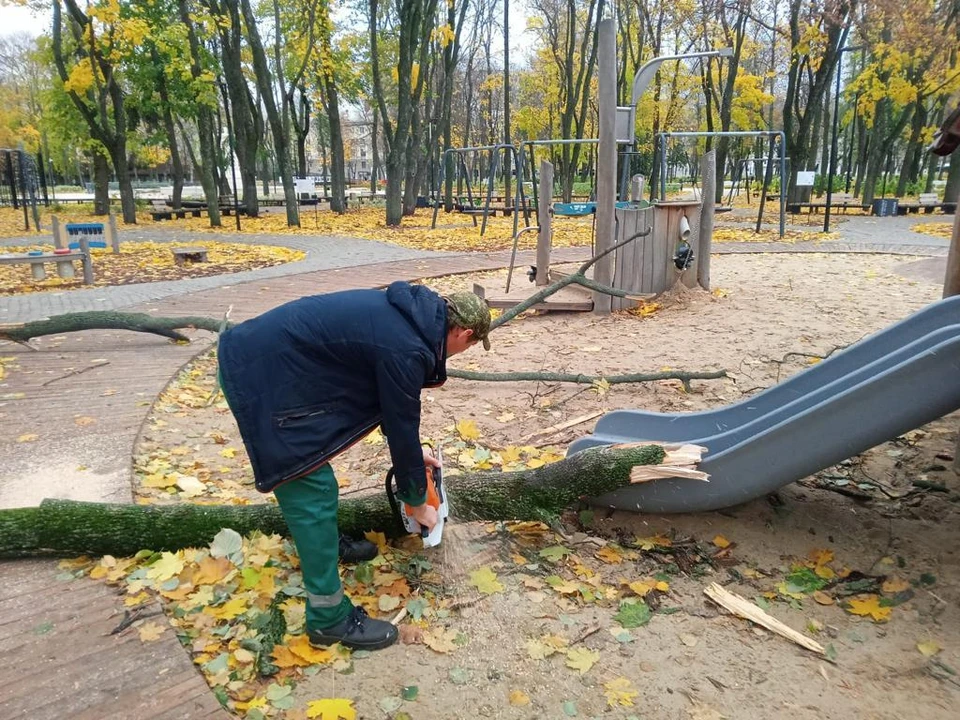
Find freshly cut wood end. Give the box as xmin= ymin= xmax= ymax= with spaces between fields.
xmin=627 ymin=443 xmax=709 ymax=483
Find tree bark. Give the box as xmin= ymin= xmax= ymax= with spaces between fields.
xmin=178 ymin=0 xmax=221 ymax=228
xmin=0 ymin=312 xmax=225 ymax=345
xmin=92 ymin=152 xmax=110 ymax=215
xmin=208 ymin=0 xmax=261 ymax=217
xmin=153 ymin=47 xmax=184 ymax=210
xmin=240 ymin=0 xmax=300 ymax=226
xmin=321 ymin=73 xmax=347 ymax=214
xmin=0 ymin=444 xmax=667 ymax=558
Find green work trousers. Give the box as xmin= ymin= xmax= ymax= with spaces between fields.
xmin=273 ymin=465 xmax=353 ymax=629
xmin=217 ymin=370 xmax=352 ymax=629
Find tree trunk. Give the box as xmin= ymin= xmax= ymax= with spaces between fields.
xmin=322 ymin=74 xmax=347 ymax=214
xmin=0 ymin=311 xmax=224 ymax=345
xmin=944 ymin=146 xmax=960 ymax=204
xmin=92 ymin=152 xmax=110 ymax=215
xmin=154 ymin=49 xmax=184 ymax=210
xmin=898 ymin=99 xmax=927 ymax=197
xmin=0 ymin=444 xmax=667 ymax=558
xmin=213 ymin=0 xmax=260 ymax=217
xmin=240 ymin=0 xmax=300 ymax=226
xmin=178 ymin=0 xmax=221 ymax=227
xmin=112 ymin=150 xmax=138 ymax=224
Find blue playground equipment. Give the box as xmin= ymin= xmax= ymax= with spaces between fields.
xmin=65 ymin=222 xmax=107 ymax=249
xmin=569 ymin=295 xmax=960 ymax=513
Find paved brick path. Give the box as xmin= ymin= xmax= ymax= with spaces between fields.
xmin=0 ymin=215 xmax=951 ymax=718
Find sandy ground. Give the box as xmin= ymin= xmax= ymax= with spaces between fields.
xmin=132 ymin=251 xmax=959 ymax=719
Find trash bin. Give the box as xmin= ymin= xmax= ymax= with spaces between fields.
xmin=871 ymin=198 xmax=899 ymax=217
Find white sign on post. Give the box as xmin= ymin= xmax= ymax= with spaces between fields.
xmin=796 ymin=171 xmax=816 ymax=187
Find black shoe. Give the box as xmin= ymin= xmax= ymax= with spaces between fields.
xmin=308 ymin=606 xmax=398 ymax=650
xmin=338 ymin=534 xmax=379 ymax=563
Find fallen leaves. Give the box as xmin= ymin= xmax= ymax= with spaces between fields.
xmin=508 ymin=689 xmax=531 ymax=706
xmin=912 ymin=222 xmax=953 ymax=239
xmin=564 ymin=647 xmax=600 ymax=674
xmin=845 ymin=595 xmax=892 ymax=623
xmin=138 ymin=622 xmax=165 ymax=642
xmin=603 ymin=677 xmax=638 ymax=707
xmin=169 ymin=207 xmax=596 ymax=253
xmin=455 ymin=418 xmax=481 ymax=441
xmin=468 ymin=566 xmax=504 ymax=595
xmin=306 ymin=698 xmax=356 ymax=720
xmin=917 ymin=640 xmax=942 ymax=657
xmin=422 ymin=627 xmax=460 ymax=654
xmin=0 ymin=240 xmax=304 ymax=296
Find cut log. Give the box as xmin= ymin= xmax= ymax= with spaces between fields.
xmin=0 ymin=443 xmax=669 ymax=558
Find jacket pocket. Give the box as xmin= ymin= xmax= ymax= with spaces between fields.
xmin=273 ymin=402 xmax=335 ymax=428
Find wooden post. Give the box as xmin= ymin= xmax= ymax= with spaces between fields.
xmin=593 ymin=18 xmax=616 ymax=314
xmin=108 ymin=212 xmax=120 ymax=254
xmin=79 ymin=236 xmax=94 ymax=285
xmin=698 ymin=150 xmax=716 ymax=290
xmin=536 ymin=160 xmax=553 ymax=286
xmin=51 ymin=215 xmax=63 ymax=250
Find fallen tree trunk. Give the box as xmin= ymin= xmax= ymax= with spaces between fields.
xmin=0 ymin=443 xmax=665 ymax=558
xmin=0 ymin=311 xmax=226 ymax=345
xmin=448 ymin=368 xmax=727 ymax=392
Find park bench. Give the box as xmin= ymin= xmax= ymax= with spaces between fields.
xmin=0 ymin=249 xmax=93 ymax=284
xmin=171 ymin=247 xmax=209 ymax=266
xmin=896 ymin=193 xmax=947 ymax=215
xmin=151 ymin=208 xmax=203 ymax=221
xmin=787 ymin=200 xmax=870 ymax=215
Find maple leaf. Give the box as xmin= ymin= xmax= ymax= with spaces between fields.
xmin=565 ymin=647 xmax=600 ymax=674
xmin=146 ymin=552 xmax=184 ymax=582
xmin=712 ymin=535 xmax=731 ymax=549
xmin=508 ymin=689 xmax=531 ymax=706
xmin=635 ymin=534 xmax=672 ymax=550
xmin=422 ymin=627 xmax=459 ymax=653
xmin=812 ymin=591 xmax=835 ymax=605
xmin=204 ymin=596 xmax=248 ymax=620
xmin=306 ymin=698 xmax=356 ymax=720
xmin=219 ymin=447 xmax=237 ymax=458
xmin=594 ymin=545 xmax=624 ymax=564
xmin=614 ymin=600 xmax=652 ymax=629
xmin=881 ymin=576 xmax=910 ymax=593
xmin=138 ymin=622 xmax=165 ymax=642
xmin=74 ymin=416 xmax=97 ymax=426
xmin=603 ymin=677 xmax=638 ymax=707
xmin=456 ymin=418 xmax=481 ymax=441
xmin=16 ymin=433 xmax=38 ymax=443
xmin=377 ymin=594 xmax=401 ymax=612
xmin=539 ymin=545 xmax=571 ymax=562
xmin=192 ymin=556 xmax=233 ymax=585
xmin=287 ymin=634 xmax=335 ymax=665
xmin=917 ymin=640 xmax=942 ymax=657
xmin=364 ymin=531 xmax=389 ymax=555
xmin=469 ymin=566 xmax=504 ymax=594
xmin=846 ymin=595 xmax=892 ymax=622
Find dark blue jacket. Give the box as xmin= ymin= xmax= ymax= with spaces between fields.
xmin=218 ymin=281 xmax=447 ymax=504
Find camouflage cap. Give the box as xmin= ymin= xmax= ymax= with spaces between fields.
xmin=446 ymin=292 xmax=492 ymax=350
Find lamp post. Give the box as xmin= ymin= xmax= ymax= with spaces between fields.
xmin=824 ymin=45 xmax=863 ymax=233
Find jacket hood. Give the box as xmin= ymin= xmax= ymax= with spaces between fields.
xmin=386 ymin=281 xmax=447 ymax=357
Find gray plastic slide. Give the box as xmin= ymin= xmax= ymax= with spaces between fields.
xmin=568 ymin=296 xmax=960 ymax=513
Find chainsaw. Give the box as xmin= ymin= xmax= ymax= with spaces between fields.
xmin=385 ymin=449 xmax=449 ymax=548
